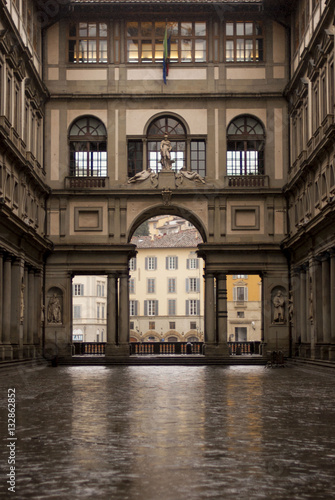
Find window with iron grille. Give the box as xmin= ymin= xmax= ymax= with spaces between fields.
xmin=227 ymin=116 xmax=264 ymax=176
xmin=128 ymin=115 xmax=206 ymax=177
xmin=69 ymin=116 xmax=107 ymax=177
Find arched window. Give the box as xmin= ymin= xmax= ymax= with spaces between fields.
xmin=147 ymin=116 xmax=186 ymax=172
xmin=127 ymin=115 xmax=206 ymax=177
xmin=69 ymin=116 xmax=107 ymax=177
xmin=227 ymin=115 xmax=265 ymax=176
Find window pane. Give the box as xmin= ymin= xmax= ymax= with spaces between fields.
xmin=79 ymin=23 xmax=87 ymax=37
xmin=155 ymin=22 xmax=165 ymax=37
xmin=195 ymin=40 xmax=206 ymax=62
xmin=170 ymin=40 xmax=179 ymax=62
xmin=195 ymin=22 xmax=206 ymax=36
xmin=141 ymin=41 xmax=152 ymax=62
xmin=245 ymin=39 xmax=253 ymax=61
xmin=99 ymin=23 xmax=107 ymax=37
xmin=155 ymin=40 xmax=163 ymax=61
xmin=226 ymin=23 xmax=234 ymax=36
xmin=88 ymin=40 xmax=97 ymax=63
xmin=181 ymin=39 xmax=192 ymax=62
xmin=141 ymin=22 xmax=152 ymax=37
xmin=88 ymin=23 xmax=96 ymax=37
xmin=236 ymin=39 xmax=244 ymax=61
xmin=226 ymin=40 xmax=234 ymax=62
xmin=127 ymin=22 xmax=138 ymax=37
xmin=245 ymin=23 xmax=253 ymax=35
xmin=181 ymin=22 xmax=192 ymax=36
xmin=236 ymin=23 xmax=244 ymax=36
xmin=128 ymin=40 xmax=138 ymax=62
xmin=99 ymin=40 xmax=107 ymax=63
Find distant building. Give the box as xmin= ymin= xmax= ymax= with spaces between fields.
xmin=72 ymin=276 xmax=107 ymax=343
xmin=130 ymin=229 xmax=204 ymax=342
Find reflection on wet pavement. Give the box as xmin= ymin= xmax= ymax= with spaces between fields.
xmin=1 ymin=364 xmax=334 ymax=499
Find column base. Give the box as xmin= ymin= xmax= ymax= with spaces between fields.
xmin=204 ymin=343 xmax=229 ymax=357
xmin=2 ymin=344 xmax=14 ymax=360
xmin=105 ymin=343 xmax=130 ymax=357
xmin=328 ymin=346 xmax=335 ymax=361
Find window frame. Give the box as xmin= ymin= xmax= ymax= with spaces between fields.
xmin=227 ymin=115 xmax=265 ymax=176
xmin=224 ymin=21 xmax=264 ymax=63
xmin=68 ymin=21 xmax=108 ymax=64
xmin=126 ymin=20 xmax=207 ymax=64
xmin=69 ymin=116 xmax=107 ymax=178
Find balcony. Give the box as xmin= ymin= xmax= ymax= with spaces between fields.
xmin=225 ymin=175 xmax=269 ymax=188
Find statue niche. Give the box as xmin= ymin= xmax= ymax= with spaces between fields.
xmin=47 ymin=287 xmax=63 ymax=324
xmin=271 ymin=286 xmax=286 ymax=324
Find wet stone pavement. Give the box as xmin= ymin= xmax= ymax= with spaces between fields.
xmin=1 ymin=363 xmax=335 ymax=500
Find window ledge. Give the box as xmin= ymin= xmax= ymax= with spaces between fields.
xmin=225 ymin=175 xmax=269 ymax=188
xmin=65 ymin=177 xmax=108 ymax=189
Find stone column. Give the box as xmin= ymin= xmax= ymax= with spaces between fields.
xmin=305 ymin=264 xmax=311 ymax=344
xmin=10 ymin=259 xmax=22 ymax=352
xmin=330 ymin=251 xmax=335 ymax=344
xmin=204 ymin=272 xmax=216 ymax=345
xmin=321 ymin=254 xmax=331 ymax=344
xmin=118 ymin=272 xmax=129 ymax=347
xmin=300 ymin=267 xmax=307 ymax=343
xmin=292 ymin=268 xmax=301 ymax=344
xmin=28 ymin=269 xmax=35 ymax=345
xmin=309 ymin=256 xmax=322 ymax=357
xmin=3 ymin=257 xmax=12 ymax=345
xmin=216 ymin=274 xmax=228 ymax=344
xmin=23 ymin=266 xmax=29 ymax=345
xmin=107 ymin=273 xmax=118 ymax=345
xmin=34 ymin=271 xmax=42 ymax=348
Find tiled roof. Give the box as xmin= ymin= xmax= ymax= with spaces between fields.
xmin=132 ymin=229 xmax=202 ymax=248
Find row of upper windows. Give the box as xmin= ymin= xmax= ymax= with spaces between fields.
xmin=129 ymin=299 xmax=200 ymax=316
xmin=129 ymin=256 xmax=199 ymax=271
xmin=67 ymin=20 xmax=264 ymax=65
xmin=130 ymin=278 xmax=201 ymax=295
xmin=69 ymin=114 xmax=265 ymax=179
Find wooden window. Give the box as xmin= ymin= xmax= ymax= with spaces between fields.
xmin=166 ymin=256 xmax=178 ymax=270
xmin=129 ymin=278 xmax=135 ymax=294
xmin=168 ymin=278 xmax=176 ymax=293
xmin=233 ymin=286 xmax=248 ymax=301
xmin=147 ymin=278 xmax=156 ymax=293
xmin=145 ymin=257 xmax=157 ymax=270
xmin=168 ymin=300 xmax=176 ymax=315
xmin=129 ymin=258 xmax=137 ymax=271
xmin=225 ymin=21 xmax=264 ymax=62
xmin=186 ymin=299 xmax=200 ymax=316
xmin=69 ymin=22 xmax=108 ymax=63
xmin=129 ymin=300 xmax=138 ymax=316
xmin=73 ymin=284 xmax=84 ymax=296
xmin=126 ymin=21 xmax=207 ymax=64
xmin=144 ymin=300 xmax=158 ymax=316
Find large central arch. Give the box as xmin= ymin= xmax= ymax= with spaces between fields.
xmin=127 ymin=204 xmax=208 ymax=243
